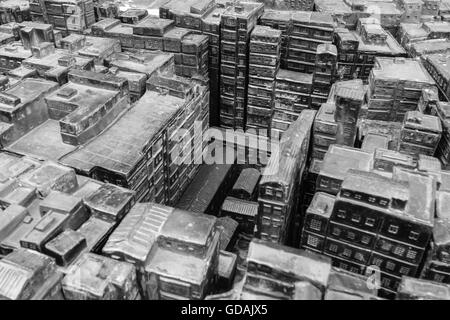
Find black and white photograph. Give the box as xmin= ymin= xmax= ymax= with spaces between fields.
xmin=0 ymin=0 xmax=449 ymax=308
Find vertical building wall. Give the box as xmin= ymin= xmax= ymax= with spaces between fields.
xmin=219 ymin=2 xmax=263 ymax=129
xmin=246 ymin=25 xmax=281 ymax=134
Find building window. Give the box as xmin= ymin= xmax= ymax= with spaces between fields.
xmin=350 ymin=267 xmax=360 ymax=273
xmin=347 ymin=232 xmax=356 ymax=240
xmin=337 ymin=209 xmax=346 ymax=219
xmin=273 ymin=207 xmax=282 ymax=215
xmin=319 ymin=177 xmax=329 ymax=187
xmin=307 ymin=235 xmax=319 ymax=247
xmin=265 ymin=187 xmax=273 ymax=196
xmin=331 ymin=180 xmax=341 ymax=190
xmin=393 ymin=246 xmax=406 ymax=257
xmin=381 ymin=241 xmax=392 ymax=251
xmin=343 ymin=248 xmax=351 ymax=257
xmin=365 ymin=218 xmax=375 ymax=227
xmin=310 ymin=219 xmax=322 ymax=232
xmin=409 ymin=231 xmax=420 ymax=241
xmin=355 ymin=253 xmax=365 ymax=262
xmin=399 ymin=266 xmax=410 ymax=275
xmin=386 ymin=261 xmax=395 ymax=271
xmin=434 ymin=274 xmax=445 ymax=282
xmin=339 ymin=262 xmax=348 ymax=270
xmin=406 ymin=250 xmax=417 ymax=260
xmin=351 ymin=214 xmax=361 ymax=223
xmin=329 ymin=243 xmax=338 ymax=253
xmin=388 ymin=225 xmax=399 ymax=234
xmin=361 ymin=235 xmax=371 ymax=245
xmin=372 ymin=257 xmax=382 ymax=266
xmin=332 ymin=227 xmax=341 ymax=237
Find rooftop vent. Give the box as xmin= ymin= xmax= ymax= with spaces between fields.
xmin=57 ymin=87 xmax=77 ymax=99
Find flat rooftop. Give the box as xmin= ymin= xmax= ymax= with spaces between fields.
xmin=222 ymin=2 xmax=264 ymax=19
xmin=411 ymin=39 xmax=450 ymax=56
xmin=341 ymin=170 xmax=410 ymax=203
xmin=108 ymin=51 xmax=173 ymax=76
xmin=23 ymin=50 xmax=93 ymax=70
xmin=46 ymin=82 xmax=118 ymax=125
xmin=315 ymin=0 xmax=353 ymax=14
xmin=354 ymin=30 xmax=406 ymax=55
xmin=424 ymin=21 xmax=450 ymax=33
xmin=423 ymin=53 xmax=450 ymax=81
xmin=60 ymin=90 xmax=185 ymax=176
xmin=77 ymin=36 xmax=120 ymax=58
xmin=320 ymin=145 xmax=373 ymax=181
xmin=0 ymin=78 xmax=57 ymax=113
xmin=0 ymin=42 xmax=32 ymax=60
xmin=145 ymin=244 xmax=209 ymax=285
xmin=103 ymin=202 xmax=173 ymax=263
xmin=6 ymin=120 xmax=76 ymax=160
xmin=247 ymin=239 xmax=332 ymax=288
xmin=160 ymin=209 xmax=216 ymax=246
xmin=372 ymin=57 xmax=435 ymax=84
xmin=393 ymin=168 xmax=436 ymax=227
xmin=291 ymin=11 xmax=334 ymax=28
xmin=400 ymin=23 xmax=429 ymax=38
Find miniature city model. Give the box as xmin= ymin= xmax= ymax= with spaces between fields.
xmin=1 ymin=0 xmax=450 ymax=301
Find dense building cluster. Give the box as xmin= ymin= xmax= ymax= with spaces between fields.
xmin=3 ymin=0 xmax=450 ymax=302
